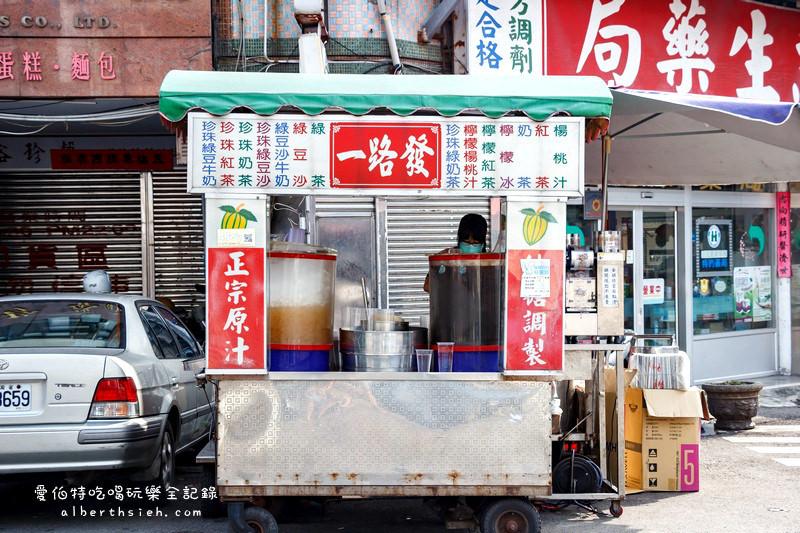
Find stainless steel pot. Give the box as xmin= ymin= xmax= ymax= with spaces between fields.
xmin=339 ymin=326 xmax=428 ymax=372
xmin=360 ymin=319 xmax=409 ymax=331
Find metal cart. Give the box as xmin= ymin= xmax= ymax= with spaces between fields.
xmin=160 ymin=69 xmax=627 ymax=532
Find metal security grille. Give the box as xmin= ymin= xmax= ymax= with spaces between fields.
xmin=384 ymin=198 xmax=491 ymax=324
xmin=151 ymin=172 xmax=206 ymax=308
xmin=313 ymin=196 xmax=376 ymax=217
xmin=0 ymin=172 xmax=143 ymax=296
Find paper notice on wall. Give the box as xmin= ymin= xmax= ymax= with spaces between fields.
xmin=520 ymin=257 xmax=550 ymax=298
xmin=734 ymin=266 xmax=772 ymax=323
xmin=642 ymin=278 xmax=665 ymax=305
xmin=601 ymin=265 xmax=620 ymax=308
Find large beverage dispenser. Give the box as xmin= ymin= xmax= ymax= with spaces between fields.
xmin=428 ymin=253 xmax=504 ymax=371
xmin=268 ymin=241 xmax=336 ymax=371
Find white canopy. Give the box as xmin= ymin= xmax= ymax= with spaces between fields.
xmin=587 ymin=90 xmax=800 ymax=186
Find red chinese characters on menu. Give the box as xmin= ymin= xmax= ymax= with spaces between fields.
xmin=330 ymin=122 xmax=440 ymax=188
xmin=207 ymin=248 xmax=265 ymax=371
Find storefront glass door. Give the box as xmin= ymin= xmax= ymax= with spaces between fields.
xmin=641 ymin=211 xmax=678 ymax=338
xmin=608 ymin=208 xmax=678 ymax=340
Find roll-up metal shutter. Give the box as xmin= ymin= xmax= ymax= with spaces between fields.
xmin=313 ymin=197 xmax=376 ymax=217
xmin=0 ymin=172 xmax=143 ymax=296
xmin=150 ymin=172 xmax=205 ymax=308
xmin=384 ymin=198 xmax=492 ymax=324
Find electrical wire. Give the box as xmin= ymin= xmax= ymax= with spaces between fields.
xmin=362 ymin=61 xmax=393 ymax=74
xmin=0 ymin=123 xmax=53 ymax=135
xmin=0 ymin=106 xmax=158 ymax=123
xmin=273 ymin=202 xmax=301 ymax=214
xmin=327 ymin=36 xmax=386 ymax=64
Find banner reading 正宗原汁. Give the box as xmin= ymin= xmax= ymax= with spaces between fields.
xmin=188 ymin=113 xmax=584 ymax=197
xmin=504 ymin=200 xmax=565 ymax=375
xmin=204 ymin=195 xmax=268 ymax=375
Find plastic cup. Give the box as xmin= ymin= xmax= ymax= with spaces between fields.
xmin=415 ymin=349 xmax=433 ymax=372
xmin=437 ymin=342 xmax=454 ymax=372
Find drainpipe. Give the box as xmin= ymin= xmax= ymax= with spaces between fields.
xmin=777 ymin=181 xmax=792 ymax=375
xmin=263 ymin=0 xmax=272 ymax=63
xmin=376 ymin=0 xmax=403 ymax=73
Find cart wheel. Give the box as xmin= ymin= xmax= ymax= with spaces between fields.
xmin=609 ymin=500 xmax=623 ymax=518
xmin=242 ymin=506 xmax=279 ymax=533
xmin=479 ymin=499 xmax=541 ymax=533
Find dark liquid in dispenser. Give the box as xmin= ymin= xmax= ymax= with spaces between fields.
xmin=429 ymin=259 xmax=503 ymax=346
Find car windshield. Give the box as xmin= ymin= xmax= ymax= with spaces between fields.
xmin=0 ymin=300 xmax=125 ymax=349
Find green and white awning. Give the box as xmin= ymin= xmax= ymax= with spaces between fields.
xmin=158 ymin=71 xmax=612 ymax=122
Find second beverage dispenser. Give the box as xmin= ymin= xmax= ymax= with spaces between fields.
xmin=428 ymin=252 xmax=504 ymax=371
xmin=268 ymin=241 xmax=336 ymax=371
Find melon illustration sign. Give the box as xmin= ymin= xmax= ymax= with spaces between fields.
xmin=204 ymin=196 xmax=269 ymax=375
xmin=219 ymin=203 xmax=257 ymax=229
xmin=504 ymin=200 xmax=565 ymax=375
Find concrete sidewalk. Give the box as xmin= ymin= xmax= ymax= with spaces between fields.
xmin=757 ymin=374 xmax=800 ymax=408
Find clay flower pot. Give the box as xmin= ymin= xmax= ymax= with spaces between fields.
xmin=702 ymin=381 xmax=763 ymax=430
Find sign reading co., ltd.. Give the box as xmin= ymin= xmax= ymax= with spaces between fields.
xmin=0 ymin=1 xmax=211 ymax=97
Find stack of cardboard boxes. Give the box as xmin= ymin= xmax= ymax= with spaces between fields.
xmin=606 ymin=368 xmax=710 ymax=492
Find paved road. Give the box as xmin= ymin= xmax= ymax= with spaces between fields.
xmin=1 ymin=407 xmax=798 ymax=532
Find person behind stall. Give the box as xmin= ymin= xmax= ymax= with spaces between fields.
xmin=423 ymin=213 xmax=488 ymax=293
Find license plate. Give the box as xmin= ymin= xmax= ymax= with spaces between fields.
xmin=0 ymin=384 xmax=32 ymax=412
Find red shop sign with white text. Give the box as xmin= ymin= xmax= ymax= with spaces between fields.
xmin=546 ymin=0 xmax=800 ymax=102
xmin=505 ymin=249 xmax=564 ymax=373
xmin=330 ymin=122 xmax=441 ymax=189
xmin=206 ymin=247 xmax=266 ymax=373
xmin=504 ymin=201 xmax=566 ymax=375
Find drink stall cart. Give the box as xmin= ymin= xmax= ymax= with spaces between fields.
xmin=158 ymin=71 xmax=626 ymax=532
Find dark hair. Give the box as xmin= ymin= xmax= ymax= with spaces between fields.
xmin=457 ymin=214 xmax=488 ymax=250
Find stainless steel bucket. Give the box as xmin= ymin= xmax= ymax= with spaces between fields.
xmin=339 ymin=327 xmax=428 ymax=371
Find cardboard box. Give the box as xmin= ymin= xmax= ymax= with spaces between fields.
xmin=604 ymin=367 xmax=637 ymax=488
xmin=624 ymin=387 xmax=709 ymax=492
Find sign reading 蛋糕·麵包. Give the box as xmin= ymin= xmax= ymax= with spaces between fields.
xmin=0 ymin=0 xmax=211 ymax=97
xmin=504 ymin=200 xmax=565 ymax=375
xmin=187 ymin=113 xmax=585 ymax=197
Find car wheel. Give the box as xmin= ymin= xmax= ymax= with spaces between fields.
xmin=156 ymin=425 xmax=176 ymax=492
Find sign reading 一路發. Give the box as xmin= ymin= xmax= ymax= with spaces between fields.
xmin=187 ymin=113 xmax=584 ymax=197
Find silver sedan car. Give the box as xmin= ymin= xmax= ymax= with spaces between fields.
xmin=0 ymin=293 xmax=212 ymax=489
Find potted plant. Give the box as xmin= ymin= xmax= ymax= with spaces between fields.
xmin=702 ymin=381 xmax=763 ymax=430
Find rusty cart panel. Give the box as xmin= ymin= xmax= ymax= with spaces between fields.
xmin=216 ymin=377 xmax=552 ymax=497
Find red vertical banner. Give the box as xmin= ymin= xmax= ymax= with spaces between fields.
xmin=207 ymin=247 xmax=266 ymax=371
xmin=504 ymin=201 xmax=566 ymax=375
xmin=203 ymin=195 xmax=269 ymax=375
xmin=777 ymin=192 xmax=791 ymax=278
